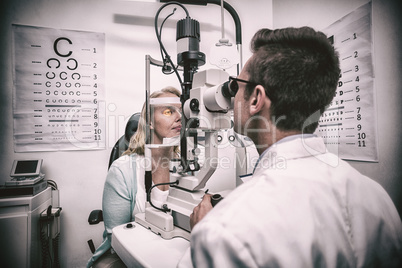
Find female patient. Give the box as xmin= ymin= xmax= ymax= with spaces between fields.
xmin=87 ymin=87 xmax=181 ymax=267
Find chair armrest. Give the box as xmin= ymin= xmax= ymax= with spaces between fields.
xmin=88 ymin=209 xmax=103 ymax=225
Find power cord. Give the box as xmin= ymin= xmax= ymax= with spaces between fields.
xmin=154 ymin=2 xmax=190 ymax=86
xmin=159 ymin=8 xmax=177 ymax=75
xmin=52 ymin=234 xmax=60 ymax=268
xmin=40 ymin=204 xmax=61 ymax=268
xmin=47 ymin=179 xmax=58 ymax=190
xmin=147 ymin=180 xmax=179 ymax=212
xmin=40 ymin=206 xmax=53 ymax=268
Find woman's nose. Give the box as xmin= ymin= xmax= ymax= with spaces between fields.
xmin=175 ymin=112 xmax=182 ymax=122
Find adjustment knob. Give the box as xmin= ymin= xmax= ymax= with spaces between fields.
xmin=190 ymin=98 xmax=200 ymax=112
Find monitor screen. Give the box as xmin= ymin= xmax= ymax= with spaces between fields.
xmin=10 ymin=159 xmax=42 ymax=177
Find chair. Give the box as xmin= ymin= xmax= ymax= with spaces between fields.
xmin=108 ymin=112 xmax=141 ymax=169
xmin=87 ymin=112 xmax=140 ymax=254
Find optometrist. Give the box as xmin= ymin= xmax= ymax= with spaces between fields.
xmin=178 ymin=27 xmax=402 ymax=268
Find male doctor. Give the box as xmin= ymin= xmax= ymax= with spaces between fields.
xmin=180 ymin=27 xmax=402 ymax=267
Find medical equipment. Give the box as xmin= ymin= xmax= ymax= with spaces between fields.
xmin=160 ymin=0 xmax=244 ymax=71
xmin=6 ymin=159 xmax=45 ymax=186
xmin=135 ymin=1 xmax=247 ymax=241
xmin=40 ymin=205 xmax=62 ymax=267
xmin=136 ymin=67 xmax=235 ymax=239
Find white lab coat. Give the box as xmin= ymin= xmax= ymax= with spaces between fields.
xmin=179 ymin=135 xmax=402 ymax=268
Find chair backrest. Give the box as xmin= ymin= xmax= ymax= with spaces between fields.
xmin=108 ymin=112 xmax=141 ymax=169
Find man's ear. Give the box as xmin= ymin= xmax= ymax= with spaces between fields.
xmin=249 ymin=85 xmax=269 ymax=115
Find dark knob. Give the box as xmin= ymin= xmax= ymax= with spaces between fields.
xmin=190 ymin=98 xmax=200 ymax=112
xmin=211 ymin=194 xmax=223 ymax=207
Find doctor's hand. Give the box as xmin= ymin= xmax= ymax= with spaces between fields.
xmin=190 ymin=194 xmax=213 ymax=230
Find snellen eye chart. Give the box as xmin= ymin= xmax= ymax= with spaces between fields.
xmin=12 ymin=25 xmax=105 ymax=152
xmin=315 ymin=2 xmax=378 ymax=162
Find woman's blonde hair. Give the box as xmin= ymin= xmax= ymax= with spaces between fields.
xmin=123 ymin=86 xmax=181 ymax=156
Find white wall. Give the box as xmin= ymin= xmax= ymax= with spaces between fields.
xmin=0 ymin=0 xmax=272 ymax=266
xmin=5 ymin=1 xmax=400 ymax=266
xmin=273 ymin=0 xmax=402 ymax=216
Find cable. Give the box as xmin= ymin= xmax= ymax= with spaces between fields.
xmin=52 ymin=234 xmax=60 ymax=268
xmin=154 ymin=3 xmax=185 ymax=84
xmin=40 ymin=220 xmax=52 ymax=268
xmin=154 ymin=2 xmax=190 ymax=87
xmin=159 ymin=8 xmax=177 ymax=74
xmin=47 ymin=179 xmax=58 ymax=190
xmin=147 ymin=180 xmax=179 ymax=212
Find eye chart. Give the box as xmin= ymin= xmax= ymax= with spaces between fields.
xmin=12 ymin=24 xmax=105 ymax=152
xmin=315 ymin=2 xmax=378 ymax=162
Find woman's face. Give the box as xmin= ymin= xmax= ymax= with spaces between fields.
xmin=151 ymin=93 xmax=182 ymax=144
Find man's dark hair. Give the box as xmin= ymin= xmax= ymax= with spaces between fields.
xmin=246 ymin=27 xmax=340 ymax=133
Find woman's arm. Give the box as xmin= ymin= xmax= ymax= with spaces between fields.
xmin=102 ymin=164 xmax=132 ymax=235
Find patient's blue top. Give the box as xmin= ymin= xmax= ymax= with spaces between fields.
xmin=86 ymin=154 xmax=138 ymax=267
xmin=87 ymin=154 xmax=169 ymax=267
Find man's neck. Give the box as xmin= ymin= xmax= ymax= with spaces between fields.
xmin=255 ymin=128 xmax=301 ymax=155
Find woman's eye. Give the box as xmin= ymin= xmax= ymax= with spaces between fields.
xmin=163 ymin=109 xmax=172 ymax=116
